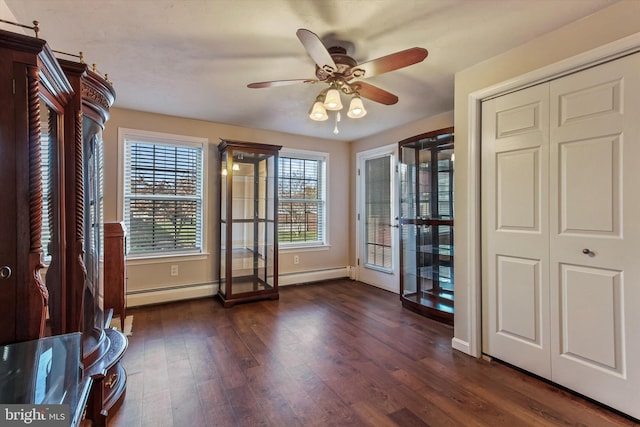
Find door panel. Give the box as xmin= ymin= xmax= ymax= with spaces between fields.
xmin=559 ymin=136 xmax=619 ymax=234
xmin=497 ymin=150 xmax=539 ymax=230
xmin=496 ymin=256 xmax=541 ymax=344
xmin=559 ymin=264 xmax=622 ymax=372
xmin=0 ymin=52 xmax=17 ymax=344
xmin=482 ymin=83 xmax=551 ymax=378
xmin=549 ymin=53 xmax=640 ymax=418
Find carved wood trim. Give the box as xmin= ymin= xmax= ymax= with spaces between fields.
xmin=27 ymin=64 xmax=47 ymax=339
xmin=74 ymin=110 xmax=87 ymax=332
xmin=75 ymin=110 xmax=84 ymax=243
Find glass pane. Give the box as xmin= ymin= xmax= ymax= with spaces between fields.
xmin=401 ymin=223 xmax=417 ymax=298
xmin=40 ymin=100 xmax=62 ymax=335
xmin=232 ymin=155 xmax=254 ymax=221
xmin=265 ymin=221 xmax=275 ymax=286
xmin=226 ymin=149 xmax=277 ymax=296
xmin=220 ymin=151 xmax=227 ymax=222
xmin=364 ymin=155 xmax=392 ymax=270
xmin=437 ymin=148 xmax=454 ymax=219
xmin=400 ymin=146 xmax=416 ymax=220
xmin=418 ymin=149 xmax=431 ymax=218
xmin=220 ymin=222 xmax=226 ymax=296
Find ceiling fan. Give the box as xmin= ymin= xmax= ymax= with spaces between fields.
xmin=247 ymin=29 xmax=428 ymax=125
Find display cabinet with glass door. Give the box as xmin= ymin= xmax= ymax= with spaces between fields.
xmin=218 ymin=140 xmax=281 ymax=307
xmin=399 ymin=127 xmax=454 ymax=324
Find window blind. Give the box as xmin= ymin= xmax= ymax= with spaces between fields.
xmin=278 ymin=155 xmax=326 ymax=246
xmin=124 ymin=140 xmax=203 ymax=256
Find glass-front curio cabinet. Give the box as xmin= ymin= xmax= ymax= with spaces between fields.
xmin=218 ymin=140 xmax=281 ymax=307
xmin=399 ymin=127 xmax=454 ymax=324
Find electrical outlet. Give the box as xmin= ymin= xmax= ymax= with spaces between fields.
xmin=293 ymin=255 xmax=300 ymax=265
xmin=170 ymin=264 xmax=179 ymax=276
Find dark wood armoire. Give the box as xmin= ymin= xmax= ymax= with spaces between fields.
xmin=0 ymin=25 xmax=126 ymax=425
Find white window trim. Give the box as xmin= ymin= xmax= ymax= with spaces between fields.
xmin=117 ymin=127 xmax=209 ymax=260
xmin=279 ymin=148 xmax=330 ymax=249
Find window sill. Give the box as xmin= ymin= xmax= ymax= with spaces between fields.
xmin=126 ymin=252 xmax=209 ymax=265
xmin=279 ymin=244 xmax=331 ymax=253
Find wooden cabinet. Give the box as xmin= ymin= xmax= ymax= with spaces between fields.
xmin=399 ymin=127 xmax=455 ymax=324
xmin=0 ymin=27 xmax=73 ymax=344
xmin=105 ymin=222 xmax=126 ymax=330
xmin=218 ymin=140 xmax=281 ymax=307
xmin=0 ymin=24 xmax=126 ymax=425
xmin=60 ymin=61 xmax=127 ymax=425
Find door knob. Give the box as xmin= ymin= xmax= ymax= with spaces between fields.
xmin=582 ymin=248 xmax=595 ymax=257
xmin=0 ymin=266 xmax=11 ymax=279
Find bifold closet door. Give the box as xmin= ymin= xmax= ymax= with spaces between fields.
xmin=548 ymin=53 xmax=640 ymax=419
xmin=481 ymin=84 xmax=551 ymax=379
xmin=482 ymin=53 xmax=640 ymax=420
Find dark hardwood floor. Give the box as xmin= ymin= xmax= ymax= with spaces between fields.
xmin=109 ymin=279 xmax=638 ymax=427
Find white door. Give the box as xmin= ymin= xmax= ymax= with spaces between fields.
xmin=481 ymin=83 xmax=552 ymax=378
xmin=356 ymin=144 xmax=400 ymax=293
xmin=548 ymin=53 xmax=640 ymax=418
xmin=482 ymin=53 xmax=640 ymax=420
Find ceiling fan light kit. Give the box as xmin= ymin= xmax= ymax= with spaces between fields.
xmin=323 ymin=85 xmax=343 ymax=110
xmin=248 ymin=28 xmax=428 ymax=132
xmin=309 ymin=97 xmax=329 ymax=121
xmin=347 ymin=95 xmax=367 ymax=119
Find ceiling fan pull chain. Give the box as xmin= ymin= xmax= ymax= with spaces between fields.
xmin=333 ymin=111 xmax=341 ymax=134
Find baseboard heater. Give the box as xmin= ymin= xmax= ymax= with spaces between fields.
xmin=125 ymin=267 xmax=350 ymax=307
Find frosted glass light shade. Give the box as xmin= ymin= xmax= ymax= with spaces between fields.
xmin=347 ymin=96 xmax=367 ymax=118
xmin=309 ymin=101 xmax=328 ymax=121
xmin=323 ymin=88 xmax=343 ymax=111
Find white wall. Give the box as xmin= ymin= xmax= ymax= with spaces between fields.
xmin=453 ymin=0 xmax=640 ymax=356
xmin=103 ymin=108 xmax=351 ymax=305
xmin=0 ymin=0 xmax=22 ymax=32
xmin=349 ymin=110 xmax=454 ymax=264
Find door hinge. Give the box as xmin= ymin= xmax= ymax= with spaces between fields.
xmin=357 ymin=168 xmax=360 ymax=176
xmin=357 ymin=258 xmax=360 ymax=266
xmin=357 ymin=213 xmax=360 ymax=221
xmin=12 ymin=79 xmax=15 ymax=95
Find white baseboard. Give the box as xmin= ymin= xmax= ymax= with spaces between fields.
xmin=126 ymin=283 xmax=217 ymax=307
xmin=451 ymin=337 xmax=471 ymax=355
xmin=279 ymin=267 xmax=350 ymax=286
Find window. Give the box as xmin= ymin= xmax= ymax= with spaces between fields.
xmin=121 ymin=130 xmax=205 ymax=257
xmin=278 ymin=150 xmax=327 ymax=246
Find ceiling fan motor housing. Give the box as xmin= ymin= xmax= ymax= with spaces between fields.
xmin=315 ymin=46 xmax=359 ymax=81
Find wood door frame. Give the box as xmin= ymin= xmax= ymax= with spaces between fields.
xmin=459 ymin=32 xmax=640 ymax=358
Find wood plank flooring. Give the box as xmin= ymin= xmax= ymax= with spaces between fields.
xmin=109 ymin=279 xmax=638 ymax=427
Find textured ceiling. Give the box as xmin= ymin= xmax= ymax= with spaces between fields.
xmin=3 ymin=0 xmax=618 ymax=141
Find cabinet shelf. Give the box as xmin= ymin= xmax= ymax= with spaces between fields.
xmin=418 ymin=244 xmax=453 ymax=256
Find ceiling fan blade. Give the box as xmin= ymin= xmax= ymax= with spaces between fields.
xmin=296 ymin=28 xmax=337 ymax=73
xmin=353 ymin=47 xmax=428 ymax=79
xmin=353 ymin=81 xmax=398 ymax=105
xmin=247 ymin=79 xmax=317 ymax=88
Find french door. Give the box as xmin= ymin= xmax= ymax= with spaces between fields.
xmin=356 ymin=144 xmax=399 ymax=293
